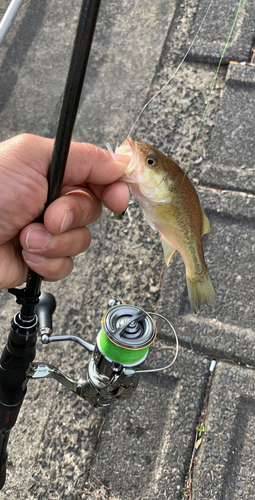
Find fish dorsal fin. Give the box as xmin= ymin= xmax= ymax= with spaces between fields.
xmin=161 ymin=237 xmax=176 ymax=266
xmin=202 ymin=211 xmax=211 ymax=235
xmin=143 ymin=208 xmax=156 ymax=230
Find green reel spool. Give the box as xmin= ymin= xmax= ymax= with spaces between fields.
xmin=98 ymin=304 xmax=157 ymax=367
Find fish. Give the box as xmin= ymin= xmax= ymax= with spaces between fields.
xmin=115 ymin=138 xmax=216 ymax=314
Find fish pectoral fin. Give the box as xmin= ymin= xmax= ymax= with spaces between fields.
xmin=161 ymin=237 xmax=176 ymax=266
xmin=143 ymin=209 xmax=156 ymax=230
xmin=202 ymin=211 xmax=211 ymax=235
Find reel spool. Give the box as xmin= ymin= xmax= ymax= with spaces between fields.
xmin=98 ymin=304 xmax=157 ymax=367
xmin=86 ymin=302 xmax=157 ymax=406
xmin=86 ymin=301 xmax=178 ymax=406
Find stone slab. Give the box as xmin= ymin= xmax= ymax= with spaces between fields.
xmin=186 ymin=0 xmax=255 ymax=64
xmin=157 ymin=188 xmax=255 ymax=365
xmin=87 ymin=348 xmax=210 ymax=500
xmin=200 ymin=64 xmax=255 ymax=193
xmin=0 ymin=0 xmax=177 ymax=496
xmin=192 ymin=361 xmax=255 ymax=499
xmin=0 ymin=0 xmax=176 ymax=146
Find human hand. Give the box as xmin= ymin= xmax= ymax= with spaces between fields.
xmin=0 ymin=134 xmax=130 ymax=290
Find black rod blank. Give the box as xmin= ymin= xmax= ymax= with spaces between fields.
xmin=46 ymin=0 xmax=101 ymax=206
xmin=20 ymin=0 xmax=101 ymax=317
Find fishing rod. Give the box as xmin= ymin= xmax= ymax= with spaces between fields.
xmin=0 ymin=0 xmax=102 ymax=488
xmin=0 ymin=0 xmax=178 ymax=490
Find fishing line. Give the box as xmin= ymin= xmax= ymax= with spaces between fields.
xmin=127 ymin=0 xmax=215 ymax=138
xmin=98 ymin=327 xmax=150 ymax=365
xmin=98 ymin=306 xmax=178 ymax=374
xmin=183 ymin=0 xmax=243 ymax=178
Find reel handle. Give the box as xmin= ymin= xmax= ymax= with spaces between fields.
xmin=36 ymin=292 xmax=56 ymax=334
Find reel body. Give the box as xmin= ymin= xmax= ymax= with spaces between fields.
xmin=28 ymin=294 xmax=177 ymax=408
xmin=31 ymin=299 xmax=157 ymax=407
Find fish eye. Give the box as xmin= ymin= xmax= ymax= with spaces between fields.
xmin=146 ymin=154 xmax=158 ymax=166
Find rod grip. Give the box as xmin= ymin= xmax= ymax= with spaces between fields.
xmin=0 ymin=429 xmax=9 ymax=490
xmin=0 ymin=400 xmax=23 ymax=490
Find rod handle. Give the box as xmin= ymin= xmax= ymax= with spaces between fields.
xmin=0 ymin=430 xmax=9 ymax=490
xmin=0 ymin=400 xmax=24 ymax=490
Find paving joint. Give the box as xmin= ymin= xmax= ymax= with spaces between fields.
xmin=148 ymin=1 xmax=184 ymax=82
xmin=198 ymin=184 xmax=255 ymax=199
xmin=79 ymin=413 xmax=107 ymax=498
xmin=158 ymin=330 xmax=255 ymax=371
xmin=183 ymin=359 xmax=216 ymax=498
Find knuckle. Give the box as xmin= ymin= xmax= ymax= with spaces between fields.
xmin=43 ymin=257 xmax=73 ymax=281
xmin=68 ymin=227 xmax=91 ymax=256
xmin=12 ymin=133 xmax=36 ymax=152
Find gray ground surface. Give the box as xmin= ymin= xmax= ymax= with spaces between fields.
xmin=0 ymin=0 xmax=254 ymax=499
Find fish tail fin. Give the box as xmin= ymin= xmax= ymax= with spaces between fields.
xmin=186 ymin=268 xmax=216 ymax=314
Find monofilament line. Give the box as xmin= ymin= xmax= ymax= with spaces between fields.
xmin=184 ymin=0 xmax=243 ymax=177
xmin=127 ymin=0 xmax=215 ymax=138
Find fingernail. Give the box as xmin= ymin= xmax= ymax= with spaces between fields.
xmin=111 ymin=153 xmax=130 ymax=164
xmin=60 ymin=210 xmax=73 ymax=233
xmin=22 ymin=250 xmax=44 ymax=264
xmin=26 ymin=228 xmax=51 ymax=250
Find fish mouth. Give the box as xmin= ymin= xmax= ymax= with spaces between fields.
xmin=115 ymin=138 xmax=139 ymax=179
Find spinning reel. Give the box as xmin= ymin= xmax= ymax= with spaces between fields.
xmin=29 ymin=293 xmax=178 ymax=408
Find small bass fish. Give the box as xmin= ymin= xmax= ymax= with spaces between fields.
xmin=115 ymin=138 xmax=216 ymax=314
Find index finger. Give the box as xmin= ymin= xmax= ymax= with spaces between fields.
xmin=4 ymin=134 xmax=130 ymax=187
